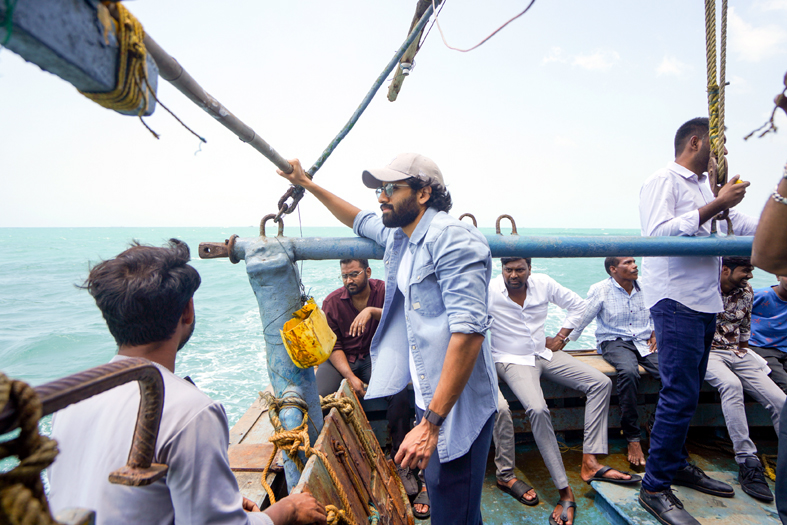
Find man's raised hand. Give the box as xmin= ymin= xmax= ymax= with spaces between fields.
xmin=276 ymin=159 xmax=312 ymax=187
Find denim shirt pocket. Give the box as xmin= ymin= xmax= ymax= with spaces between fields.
xmin=409 ymin=263 xmax=446 ymax=317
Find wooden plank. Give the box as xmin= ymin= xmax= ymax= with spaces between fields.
xmin=230 ymin=389 xmax=271 ymax=445
xmin=228 ymin=443 xmax=276 ymax=472
xmin=311 ymin=414 xmax=372 ymax=522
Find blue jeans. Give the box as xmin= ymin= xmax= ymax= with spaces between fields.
xmin=416 ymin=409 xmax=494 ymax=524
xmin=642 ymin=298 xmax=716 ymax=492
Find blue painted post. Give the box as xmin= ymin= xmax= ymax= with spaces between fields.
xmin=233 ymin=237 xmax=323 ymax=490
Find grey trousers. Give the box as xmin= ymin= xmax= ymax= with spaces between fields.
xmin=493 ymin=351 xmax=612 ymax=490
xmin=704 ymin=349 xmax=786 ymax=462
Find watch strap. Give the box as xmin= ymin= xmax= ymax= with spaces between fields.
xmin=423 ymin=408 xmax=445 ymax=427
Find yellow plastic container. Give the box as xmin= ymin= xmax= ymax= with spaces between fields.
xmin=280 ymin=298 xmax=336 ymax=369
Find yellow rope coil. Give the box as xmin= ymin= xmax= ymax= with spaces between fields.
xmin=80 ymin=3 xmax=152 ymax=117
xmin=259 ymin=392 xmax=361 ymax=525
xmin=0 ymin=372 xmax=59 ymax=525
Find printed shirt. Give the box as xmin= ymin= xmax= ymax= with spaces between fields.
xmin=639 ymin=161 xmax=758 ymax=313
xmin=713 ymin=284 xmax=752 ymax=357
xmin=354 ymin=207 xmax=498 ymax=463
xmin=322 ymin=278 xmax=385 ymax=363
xmin=488 ymin=273 xmax=586 ymax=367
xmin=750 ymin=286 xmax=787 ymax=353
xmin=570 ymin=277 xmax=654 ymax=356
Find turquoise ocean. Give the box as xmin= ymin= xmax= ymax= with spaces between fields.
xmin=0 ymin=226 xmax=776 ymax=470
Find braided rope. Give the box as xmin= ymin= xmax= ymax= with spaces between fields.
xmin=705 ymin=0 xmax=727 ymax=183
xmin=0 ymin=373 xmax=59 ymax=525
xmin=259 ymin=393 xmax=360 ymax=525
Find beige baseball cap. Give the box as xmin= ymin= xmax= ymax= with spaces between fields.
xmin=362 ymin=153 xmax=445 ymax=189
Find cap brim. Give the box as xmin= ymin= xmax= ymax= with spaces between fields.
xmin=362 ymin=167 xmax=410 ymax=188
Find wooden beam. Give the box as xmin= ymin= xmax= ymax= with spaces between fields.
xmin=387 ymin=0 xmax=441 ymax=102
xmin=0 ymin=0 xmax=157 ymax=116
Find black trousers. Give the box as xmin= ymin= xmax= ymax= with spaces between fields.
xmin=600 ymin=338 xmax=661 ymax=442
xmin=316 ymin=356 xmax=410 ymax=456
xmin=750 ymin=346 xmax=787 ymax=395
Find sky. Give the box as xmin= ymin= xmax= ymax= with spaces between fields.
xmin=2 ymin=0 xmax=787 ymax=229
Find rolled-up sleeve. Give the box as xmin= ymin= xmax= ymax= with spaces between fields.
xmin=640 ymin=176 xmax=700 ymax=237
xmin=353 ymin=210 xmax=391 ymax=247
xmin=432 ymin=226 xmax=492 ymax=335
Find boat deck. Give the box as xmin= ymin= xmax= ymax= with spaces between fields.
xmin=228 ymin=354 xmax=781 ymax=524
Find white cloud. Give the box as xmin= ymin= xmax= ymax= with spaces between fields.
xmin=542 ymin=47 xmax=567 ymax=64
xmin=755 ymin=0 xmax=787 ymax=11
xmin=656 ymin=56 xmax=690 ymax=76
xmin=729 ymin=7 xmax=787 ymax=62
xmin=572 ymin=50 xmax=619 ymax=71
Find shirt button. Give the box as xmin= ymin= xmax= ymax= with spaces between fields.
xmin=420 ymin=375 xmax=425 ymax=380
xmin=416 ymin=276 xmax=420 ymax=280
xmin=412 ymin=345 xmax=416 ymax=350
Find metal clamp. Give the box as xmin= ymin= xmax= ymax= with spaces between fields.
xmin=0 ymin=358 xmax=168 ymax=487
xmin=458 ymin=213 xmax=477 ymax=227
xmin=495 ymin=214 xmax=518 ymax=235
xmin=260 ymin=214 xmax=285 ymax=238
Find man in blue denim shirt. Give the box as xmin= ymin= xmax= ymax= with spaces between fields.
xmin=278 ymin=153 xmax=498 ymax=524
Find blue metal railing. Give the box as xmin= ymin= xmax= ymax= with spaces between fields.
xmin=231 ymin=234 xmax=753 ymax=261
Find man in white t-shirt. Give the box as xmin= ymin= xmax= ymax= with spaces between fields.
xmin=47 ymin=239 xmax=325 ymax=525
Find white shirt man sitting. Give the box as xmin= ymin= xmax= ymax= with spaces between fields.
xmin=490 ymin=257 xmax=639 ymax=525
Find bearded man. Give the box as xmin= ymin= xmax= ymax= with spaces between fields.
xmin=278 ymin=153 xmax=497 ymax=524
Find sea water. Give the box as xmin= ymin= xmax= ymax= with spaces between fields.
xmin=0 ymin=226 xmax=775 ymax=458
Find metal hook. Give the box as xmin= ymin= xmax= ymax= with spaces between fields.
xmin=260 ymin=214 xmax=285 ymax=238
xmin=458 ymin=213 xmax=477 ymax=227
xmin=495 ymin=214 xmax=518 ymax=235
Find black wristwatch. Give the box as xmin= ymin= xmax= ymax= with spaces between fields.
xmin=423 ymin=408 xmax=446 ymax=427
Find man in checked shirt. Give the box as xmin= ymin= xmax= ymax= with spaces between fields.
xmin=570 ymin=256 xmax=660 ymax=468
xmin=705 ymin=256 xmax=785 ymax=503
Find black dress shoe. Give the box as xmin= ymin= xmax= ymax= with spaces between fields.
xmin=672 ymin=463 xmax=734 ymax=498
xmin=738 ymin=457 xmax=774 ymax=502
xmin=639 ymin=488 xmax=700 ymax=525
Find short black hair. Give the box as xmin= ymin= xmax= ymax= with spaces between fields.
xmin=501 ymin=257 xmax=531 ymax=267
xmin=674 ymin=117 xmax=709 ymax=157
xmin=604 ymin=256 xmax=622 ymax=276
xmin=407 ymin=177 xmax=452 ymax=213
xmin=80 ymin=239 xmax=201 ymax=347
xmin=339 ymin=258 xmax=368 ymax=269
xmin=722 ymin=256 xmax=753 ymax=272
